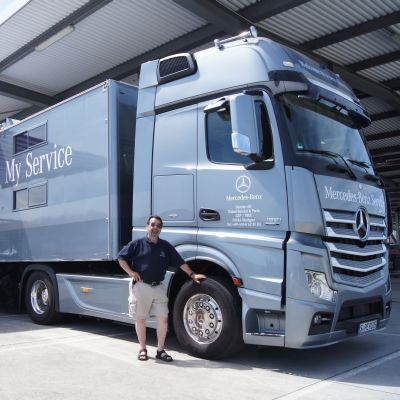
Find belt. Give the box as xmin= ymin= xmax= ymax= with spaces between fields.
xmin=142 ymin=280 xmax=161 ymax=286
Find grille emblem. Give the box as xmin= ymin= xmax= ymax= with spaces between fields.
xmin=354 ymin=208 xmax=369 ymax=241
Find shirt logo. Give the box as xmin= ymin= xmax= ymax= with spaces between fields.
xmin=160 ymin=251 xmax=166 ymax=258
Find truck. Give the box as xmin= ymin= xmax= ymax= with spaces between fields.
xmin=0 ymin=27 xmax=392 ymax=359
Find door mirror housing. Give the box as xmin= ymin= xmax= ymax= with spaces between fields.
xmin=230 ymin=94 xmax=262 ymax=162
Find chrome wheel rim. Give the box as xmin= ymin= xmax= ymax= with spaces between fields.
xmin=30 ymin=280 xmax=49 ymax=315
xmin=183 ymin=294 xmax=222 ymax=344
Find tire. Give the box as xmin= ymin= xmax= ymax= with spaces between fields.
xmin=173 ymin=276 xmax=243 ymax=359
xmin=25 ymin=271 xmax=63 ymax=325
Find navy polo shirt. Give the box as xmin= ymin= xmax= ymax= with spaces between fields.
xmin=118 ymin=237 xmax=185 ymax=282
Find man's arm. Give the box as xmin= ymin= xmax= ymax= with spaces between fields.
xmin=118 ymin=258 xmax=141 ymax=282
xmin=180 ymin=263 xmax=207 ymax=283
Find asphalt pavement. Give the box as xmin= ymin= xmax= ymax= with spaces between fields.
xmin=0 ymin=278 xmax=399 ymax=400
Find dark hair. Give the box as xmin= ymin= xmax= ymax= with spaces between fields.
xmin=146 ymin=215 xmax=163 ymax=226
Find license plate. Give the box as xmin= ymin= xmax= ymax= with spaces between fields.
xmin=358 ymin=319 xmax=378 ymax=334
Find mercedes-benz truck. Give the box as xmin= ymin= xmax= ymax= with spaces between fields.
xmin=0 ymin=28 xmax=391 ymax=359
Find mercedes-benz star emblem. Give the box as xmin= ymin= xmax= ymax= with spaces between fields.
xmin=354 ymin=207 xmax=369 ymax=241
xmin=235 ymin=175 xmax=251 ymax=193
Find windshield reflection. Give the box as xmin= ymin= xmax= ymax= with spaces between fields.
xmin=278 ymin=93 xmax=371 ymax=165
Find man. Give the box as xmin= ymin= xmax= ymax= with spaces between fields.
xmin=118 ymin=215 xmax=206 ymax=362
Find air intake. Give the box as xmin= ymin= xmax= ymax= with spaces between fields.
xmin=157 ymin=53 xmax=196 ymax=84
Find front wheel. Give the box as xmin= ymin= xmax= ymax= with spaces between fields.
xmin=25 ymin=271 xmax=62 ymax=325
xmin=173 ymin=277 xmax=243 ymax=359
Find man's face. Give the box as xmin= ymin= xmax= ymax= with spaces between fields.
xmin=147 ymin=218 xmax=162 ymax=239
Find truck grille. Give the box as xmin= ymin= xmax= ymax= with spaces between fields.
xmin=323 ymin=209 xmax=387 ymax=287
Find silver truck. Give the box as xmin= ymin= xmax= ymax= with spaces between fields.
xmin=0 ymin=28 xmax=391 ymax=359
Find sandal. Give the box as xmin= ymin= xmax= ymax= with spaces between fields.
xmin=138 ymin=348 xmax=148 ymax=361
xmin=156 ymin=349 xmax=173 ymax=362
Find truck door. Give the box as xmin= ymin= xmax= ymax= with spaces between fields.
xmin=196 ymin=93 xmax=288 ymax=309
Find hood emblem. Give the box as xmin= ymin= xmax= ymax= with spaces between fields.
xmin=354 ymin=207 xmax=369 ymax=241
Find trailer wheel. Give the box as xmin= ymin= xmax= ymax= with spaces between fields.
xmin=173 ymin=276 xmax=243 ymax=359
xmin=25 ymin=271 xmax=62 ymax=325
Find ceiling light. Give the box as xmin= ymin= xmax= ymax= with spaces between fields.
xmin=35 ymin=25 xmax=75 ymax=51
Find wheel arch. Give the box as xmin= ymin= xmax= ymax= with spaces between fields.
xmin=168 ymin=246 xmax=243 ymax=329
xmin=20 ymin=264 xmax=60 ymax=312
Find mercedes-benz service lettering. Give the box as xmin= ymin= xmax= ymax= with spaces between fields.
xmin=0 ymin=28 xmax=391 ymax=359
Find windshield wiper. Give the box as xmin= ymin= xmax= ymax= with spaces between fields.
xmin=365 ymin=173 xmax=383 ymax=187
xmin=347 ymin=158 xmax=370 ymax=168
xmin=299 ymin=148 xmax=357 ymax=179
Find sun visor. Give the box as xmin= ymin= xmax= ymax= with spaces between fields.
xmin=268 ymin=69 xmax=370 ymax=128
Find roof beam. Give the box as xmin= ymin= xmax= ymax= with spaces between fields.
xmin=376 ymin=164 xmax=400 ymax=173
xmin=302 ymin=11 xmax=400 ymax=50
xmin=371 ymin=110 xmax=400 ymax=121
xmin=366 ymin=130 xmax=400 ymax=141
xmin=0 ymin=81 xmax=55 ymax=107
xmin=373 ymin=153 xmax=400 ymax=163
xmin=348 ymin=50 xmax=400 ymax=71
xmin=0 ymin=0 xmax=113 ymax=73
xmin=172 ymin=0 xmax=247 ymax=35
xmin=384 ymin=78 xmax=400 ymax=91
xmin=371 ymin=145 xmax=400 ymax=156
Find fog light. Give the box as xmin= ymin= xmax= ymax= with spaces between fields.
xmin=313 ymin=313 xmax=322 ymax=325
xmin=305 ymin=270 xmax=336 ymax=302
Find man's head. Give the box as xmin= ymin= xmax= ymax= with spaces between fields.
xmin=146 ymin=215 xmax=163 ymax=241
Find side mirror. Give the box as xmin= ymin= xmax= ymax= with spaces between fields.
xmin=230 ymin=94 xmax=262 ymax=162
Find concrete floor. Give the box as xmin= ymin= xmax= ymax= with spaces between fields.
xmin=0 ymin=278 xmax=399 ymax=400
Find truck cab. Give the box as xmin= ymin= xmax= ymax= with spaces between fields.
xmin=133 ymin=27 xmax=391 ymax=357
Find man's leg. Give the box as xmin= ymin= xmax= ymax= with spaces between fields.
xmin=156 ymin=316 xmax=168 ymax=351
xmin=135 ymin=318 xmax=147 ymax=350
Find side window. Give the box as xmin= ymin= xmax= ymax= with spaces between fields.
xmin=13 ymin=183 xmax=47 ymax=211
xmin=206 ymin=100 xmax=273 ymax=164
xmin=14 ymin=123 xmax=47 ymax=154
xmin=206 ymin=108 xmax=252 ymax=164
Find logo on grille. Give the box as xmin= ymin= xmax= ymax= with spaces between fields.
xmin=354 ymin=207 xmax=369 ymax=241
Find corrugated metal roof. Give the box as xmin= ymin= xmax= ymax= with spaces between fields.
xmin=316 ymin=30 xmax=400 ymax=65
xmin=359 ymin=61 xmax=400 ymax=81
xmin=1 ymin=0 xmax=207 ymax=94
xmin=363 ymin=117 xmax=400 ymax=135
xmin=360 ymin=97 xmax=395 ymax=114
xmin=217 ymin=0 xmax=259 ymax=11
xmin=368 ymin=137 xmax=400 ymax=150
xmin=258 ymin=0 xmax=400 ymax=44
xmin=0 ymin=0 xmax=89 ymax=60
xmin=0 ymin=95 xmax=30 ymax=119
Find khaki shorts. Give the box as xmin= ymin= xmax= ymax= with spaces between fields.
xmin=128 ymin=280 xmax=168 ymax=319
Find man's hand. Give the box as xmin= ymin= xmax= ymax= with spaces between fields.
xmin=131 ymin=271 xmax=141 ymax=282
xmin=191 ymin=273 xmax=207 ymax=283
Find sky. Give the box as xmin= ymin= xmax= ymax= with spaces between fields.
xmin=0 ymin=0 xmax=30 ymax=25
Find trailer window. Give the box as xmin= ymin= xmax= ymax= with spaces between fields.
xmin=14 ymin=123 xmax=47 ymax=154
xmin=13 ymin=183 xmax=47 ymax=211
xmin=206 ymin=101 xmax=272 ymax=164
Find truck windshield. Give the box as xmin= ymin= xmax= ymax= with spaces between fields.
xmin=278 ymin=93 xmax=371 ymax=165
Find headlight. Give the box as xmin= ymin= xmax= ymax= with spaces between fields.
xmin=305 ymin=270 xmax=337 ymax=303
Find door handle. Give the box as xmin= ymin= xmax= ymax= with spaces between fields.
xmin=199 ymin=208 xmax=220 ymax=221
